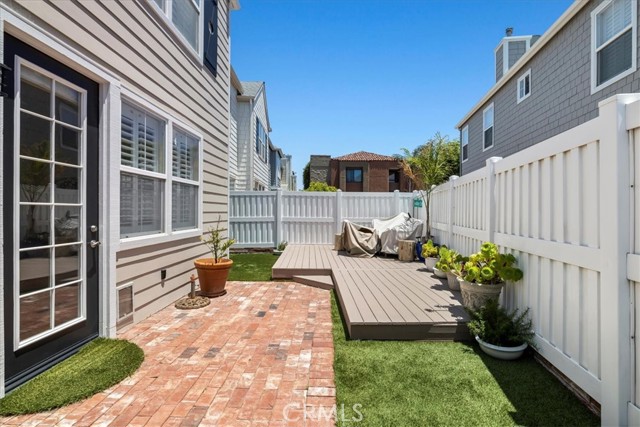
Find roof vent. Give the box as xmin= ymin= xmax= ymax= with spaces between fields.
xmin=505 ymin=27 xmax=514 ymax=37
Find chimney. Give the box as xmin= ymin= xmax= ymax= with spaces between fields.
xmin=505 ymin=27 xmax=514 ymax=37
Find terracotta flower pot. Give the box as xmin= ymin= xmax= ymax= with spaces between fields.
xmin=194 ymin=258 xmax=233 ymax=297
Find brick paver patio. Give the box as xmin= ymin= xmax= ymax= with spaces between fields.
xmin=2 ymin=281 xmax=335 ymax=427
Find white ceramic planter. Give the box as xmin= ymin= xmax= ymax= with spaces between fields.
xmin=476 ymin=336 xmax=528 ymax=360
xmin=433 ymin=267 xmax=447 ymax=279
xmin=446 ymin=272 xmax=460 ymax=291
xmin=424 ymin=257 xmax=437 ymax=272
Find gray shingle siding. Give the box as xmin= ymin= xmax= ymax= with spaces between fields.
xmin=461 ymin=0 xmax=640 ymax=175
xmin=508 ymin=40 xmax=527 ymax=68
xmin=496 ymin=45 xmax=504 ymax=82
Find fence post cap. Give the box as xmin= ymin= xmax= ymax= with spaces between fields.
xmin=486 ymin=157 xmax=503 ymax=165
xmin=449 ymin=175 xmax=459 ymax=181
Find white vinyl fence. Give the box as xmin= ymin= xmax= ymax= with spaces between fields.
xmin=230 ymin=190 xmax=424 ymax=248
xmin=429 ymin=94 xmax=640 ymax=426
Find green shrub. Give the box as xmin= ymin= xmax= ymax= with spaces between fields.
xmin=305 ymin=182 xmax=338 ymax=192
xmin=468 ymin=299 xmax=535 ymax=348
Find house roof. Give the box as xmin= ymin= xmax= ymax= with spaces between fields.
xmin=333 ymin=151 xmax=398 ymax=162
xmin=241 ymin=81 xmax=264 ymax=98
xmin=455 ymin=0 xmax=587 ymax=129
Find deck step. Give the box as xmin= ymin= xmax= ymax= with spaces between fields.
xmin=292 ymin=275 xmax=334 ymax=290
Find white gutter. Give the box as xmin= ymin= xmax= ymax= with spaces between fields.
xmin=455 ymin=0 xmax=588 ymax=129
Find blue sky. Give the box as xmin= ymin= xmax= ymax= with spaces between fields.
xmin=231 ymin=0 xmax=573 ymax=187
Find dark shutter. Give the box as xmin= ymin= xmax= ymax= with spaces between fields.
xmin=203 ymin=0 xmax=218 ymax=77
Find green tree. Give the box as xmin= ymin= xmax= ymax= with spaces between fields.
xmin=303 ymin=161 xmax=310 ymax=190
xmin=401 ymin=132 xmax=460 ymax=238
xmin=305 ymin=182 xmax=337 ymax=192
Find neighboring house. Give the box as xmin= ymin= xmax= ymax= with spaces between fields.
xmin=269 ymin=142 xmax=284 ymax=189
xmin=0 ymin=0 xmax=238 ymax=394
xmin=458 ymin=0 xmax=640 ymax=175
xmin=281 ymin=154 xmax=297 ymax=191
xmin=309 ymin=151 xmax=410 ymax=192
xmin=228 ymin=72 xmax=271 ymax=190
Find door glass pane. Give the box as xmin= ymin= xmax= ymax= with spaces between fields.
xmin=20 ymin=113 xmax=51 ymax=159
xmin=20 ymin=291 xmax=51 ymax=341
xmin=172 ymin=182 xmax=197 ymax=230
xmin=19 ymin=249 xmax=51 ymax=295
xmin=55 ymin=83 xmax=80 ymax=127
xmin=20 ymin=158 xmax=50 ymax=203
xmin=21 ymin=67 xmax=51 ymax=117
xmin=20 ymin=205 xmax=50 ymax=248
xmin=55 ymin=124 xmax=81 ymax=165
xmin=54 ymin=206 xmax=80 ymax=244
xmin=55 ymin=165 xmax=80 ymax=203
xmin=55 ymin=245 xmax=80 ymax=285
xmin=55 ymin=283 xmax=80 ymax=326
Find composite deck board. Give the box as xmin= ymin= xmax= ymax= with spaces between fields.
xmin=271 ymin=245 xmax=469 ymax=340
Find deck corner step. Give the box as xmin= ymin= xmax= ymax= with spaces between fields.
xmin=292 ymin=275 xmax=334 ymax=290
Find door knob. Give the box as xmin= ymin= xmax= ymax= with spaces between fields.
xmin=89 ymin=240 xmax=101 ymax=248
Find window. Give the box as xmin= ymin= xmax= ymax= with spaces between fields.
xmin=172 ymin=128 xmax=200 ymax=231
xmin=346 ymin=168 xmax=363 ymax=183
xmin=461 ymin=125 xmax=469 ymax=162
xmin=517 ymin=69 xmax=531 ymax=103
xmin=152 ymin=0 xmax=202 ymax=52
xmin=120 ymin=99 xmax=202 ymax=242
xmin=592 ymin=0 xmax=637 ymax=92
xmin=120 ymin=103 xmax=166 ymax=238
xmin=483 ymin=104 xmax=494 ymax=151
xmin=255 ymin=118 xmax=267 ymax=162
xmin=388 ymin=170 xmax=400 ymax=183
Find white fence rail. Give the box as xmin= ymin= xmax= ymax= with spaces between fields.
xmin=430 ymin=95 xmax=640 ymax=426
xmin=230 ymin=190 xmax=424 ymax=248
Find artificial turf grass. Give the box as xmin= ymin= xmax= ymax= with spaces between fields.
xmin=228 ymin=252 xmax=278 ymax=281
xmin=0 ymin=338 xmax=144 ymax=416
xmin=331 ymin=293 xmax=599 ymax=427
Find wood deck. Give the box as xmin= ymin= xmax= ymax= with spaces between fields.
xmin=273 ymin=245 xmax=470 ymax=340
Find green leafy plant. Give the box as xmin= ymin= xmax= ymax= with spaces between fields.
xmin=305 ymin=181 xmax=338 ymax=192
xmin=277 ymin=241 xmax=288 ymax=251
xmin=201 ymin=217 xmax=235 ymax=263
xmin=421 ymin=240 xmax=439 ymax=258
xmin=460 ymin=242 xmax=523 ymax=285
xmin=435 ymin=246 xmax=463 ymax=273
xmin=468 ymin=299 xmax=536 ymax=348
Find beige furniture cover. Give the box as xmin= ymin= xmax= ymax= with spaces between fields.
xmin=341 ymin=220 xmax=379 ymax=258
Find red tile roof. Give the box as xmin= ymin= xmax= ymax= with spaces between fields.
xmin=333 ymin=151 xmax=398 ymax=162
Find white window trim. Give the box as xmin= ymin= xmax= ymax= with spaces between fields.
xmin=13 ymin=57 xmax=89 ymax=350
xmin=147 ymin=0 xmax=204 ymax=64
xmin=461 ymin=125 xmax=469 ymax=163
xmin=517 ymin=69 xmax=532 ymax=104
xmin=119 ymin=89 xmax=204 ymax=251
xmin=590 ymin=0 xmax=638 ymax=94
xmin=482 ymin=103 xmax=494 ymax=152
xmin=495 ymin=36 xmax=533 ymax=78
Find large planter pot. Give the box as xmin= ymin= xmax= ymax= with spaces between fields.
xmin=459 ymin=280 xmax=504 ymax=310
xmin=415 ymin=241 xmax=425 ymax=263
xmin=446 ymin=272 xmax=460 ymax=291
xmin=424 ymin=257 xmax=437 ymax=272
xmin=476 ymin=336 xmax=528 ymax=360
xmin=433 ymin=267 xmax=447 ymax=279
xmin=194 ymin=258 xmax=233 ymax=297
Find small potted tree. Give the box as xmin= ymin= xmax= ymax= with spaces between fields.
xmin=468 ymin=299 xmax=535 ymax=360
xmin=421 ymin=240 xmax=439 ymax=271
xmin=457 ymin=242 xmax=523 ymax=310
xmin=194 ymin=218 xmax=235 ymax=297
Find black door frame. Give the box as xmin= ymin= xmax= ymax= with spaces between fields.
xmin=2 ymin=33 xmax=101 ymax=391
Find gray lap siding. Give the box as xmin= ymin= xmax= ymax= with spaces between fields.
xmin=461 ymin=0 xmax=640 ymax=175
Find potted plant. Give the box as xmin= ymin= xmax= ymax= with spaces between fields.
xmin=457 ymin=242 xmax=523 ymax=310
xmin=435 ymin=246 xmax=463 ymax=290
xmin=421 ymin=239 xmax=438 ymax=271
xmin=432 ymin=244 xmax=448 ymax=279
xmin=194 ymin=218 xmax=235 ymax=298
xmin=468 ymin=299 xmax=535 ymax=360
xmin=274 ymin=241 xmax=288 ymax=256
